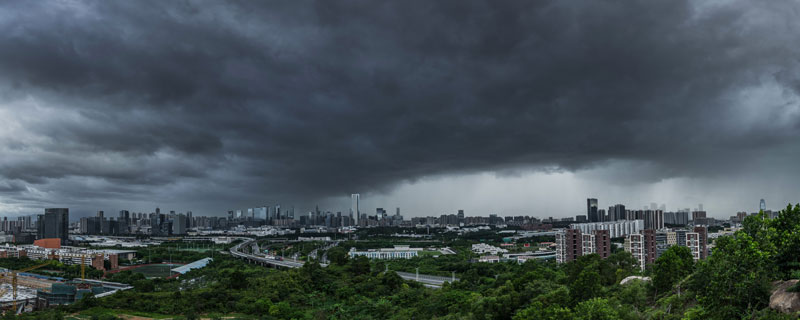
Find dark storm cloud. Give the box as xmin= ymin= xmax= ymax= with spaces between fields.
xmin=0 ymin=0 xmax=799 ymax=215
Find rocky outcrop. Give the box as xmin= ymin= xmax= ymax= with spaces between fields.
xmin=619 ymin=276 xmax=650 ymax=285
xmin=770 ymin=280 xmax=800 ymax=314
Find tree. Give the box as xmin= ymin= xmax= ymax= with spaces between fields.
xmin=228 ymin=269 xmax=247 ymax=290
xmin=327 ymin=247 xmax=349 ymax=266
xmin=651 ymin=246 xmax=694 ymax=296
xmin=513 ymin=301 xmax=573 ymax=320
xmin=348 ymin=256 xmax=371 ymax=276
xmin=569 ymin=268 xmax=602 ymax=304
xmin=762 ymin=204 xmax=800 ymax=276
xmin=573 ymin=298 xmax=618 ymax=320
xmin=615 ymin=280 xmax=648 ymax=311
xmin=133 ymin=279 xmax=155 ymax=293
xmin=691 ymin=233 xmax=774 ymax=318
xmin=605 ymin=251 xmax=640 ymax=282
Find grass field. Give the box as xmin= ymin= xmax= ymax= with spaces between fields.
xmin=130 ymin=264 xmax=182 ymax=278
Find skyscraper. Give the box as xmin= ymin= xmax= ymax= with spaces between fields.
xmin=38 ymin=208 xmax=69 ymax=243
xmin=351 ymin=194 xmax=360 ymax=225
xmin=760 ymin=199 xmax=766 ymax=211
xmin=173 ymin=214 xmax=187 ymax=234
xmin=612 ymin=204 xmax=626 ymax=221
xmin=587 ymin=198 xmax=599 ymax=222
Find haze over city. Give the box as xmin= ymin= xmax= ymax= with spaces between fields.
xmin=1 ymin=1 xmax=799 ymax=218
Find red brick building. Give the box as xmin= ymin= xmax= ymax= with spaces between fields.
xmin=643 ymin=229 xmax=657 ymax=265
xmin=593 ymin=230 xmax=611 ymax=259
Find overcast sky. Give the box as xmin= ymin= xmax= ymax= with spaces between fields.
xmin=1 ymin=0 xmax=799 ymax=219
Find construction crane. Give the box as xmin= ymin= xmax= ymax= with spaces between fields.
xmin=6 ymin=262 xmax=51 ymax=312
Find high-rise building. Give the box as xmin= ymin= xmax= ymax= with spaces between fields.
xmin=587 ymin=198 xmax=599 ymax=222
xmin=570 ymin=220 xmax=644 ymax=238
xmin=687 ymin=232 xmax=701 ymax=261
xmin=255 ymin=207 xmax=267 ymax=221
xmin=644 ymin=210 xmax=664 ymax=230
xmin=655 ymin=231 xmax=670 ymax=258
xmin=351 ymin=194 xmax=360 ymax=225
xmin=581 ymin=232 xmax=596 ymax=257
xmin=675 ymin=230 xmax=687 ymax=247
xmin=643 ymin=229 xmax=657 ymax=265
xmin=173 ymin=214 xmax=187 ymax=234
xmin=676 ymin=210 xmax=689 ymax=225
xmin=760 ymin=199 xmax=766 ymax=211
xmin=625 ymin=233 xmax=646 ymax=270
xmin=614 ymin=204 xmax=628 ymax=221
xmin=555 ymin=229 xmax=582 ymax=263
xmin=593 ymin=230 xmax=611 ymax=259
xmin=119 ymin=210 xmax=130 ymax=223
xmin=691 ymin=210 xmax=706 ymax=222
xmin=693 ymin=226 xmax=708 ymax=260
xmin=558 ymin=229 xmax=612 ymax=263
xmin=664 ymin=211 xmax=676 ymax=225
xmin=38 ymin=208 xmax=69 ymax=243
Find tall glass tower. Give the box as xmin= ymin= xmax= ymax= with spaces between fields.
xmin=760 ymin=199 xmax=766 ymax=211
xmin=351 ymin=194 xmax=360 ymax=225
xmin=587 ymin=198 xmax=599 ymax=222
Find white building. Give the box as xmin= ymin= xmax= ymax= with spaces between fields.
xmin=348 ymin=245 xmax=421 ymax=259
xmin=686 ymin=232 xmax=701 ymax=261
xmin=581 ymin=233 xmax=595 ymax=256
xmin=570 ymin=220 xmax=645 ymax=239
xmin=471 ymin=243 xmax=508 ymax=255
xmin=555 ymin=231 xmax=567 ymax=264
xmin=625 ymin=233 xmax=646 ymax=271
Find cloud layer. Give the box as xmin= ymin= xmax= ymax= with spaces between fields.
xmin=1 ymin=0 xmax=799 ymax=217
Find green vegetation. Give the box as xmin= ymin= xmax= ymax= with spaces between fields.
xmin=0 ymin=257 xmax=104 ymax=279
xmin=13 ymin=204 xmax=800 ymax=319
xmin=132 ymin=241 xmax=226 ymax=264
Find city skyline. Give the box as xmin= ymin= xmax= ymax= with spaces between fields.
xmin=1 ymin=195 xmax=780 ymax=222
xmin=2 ymin=1 xmax=800 ymax=218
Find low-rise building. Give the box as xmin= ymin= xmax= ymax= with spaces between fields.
xmin=348 ymin=245 xmax=422 ymax=259
xmin=471 ymin=243 xmax=509 ymax=255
